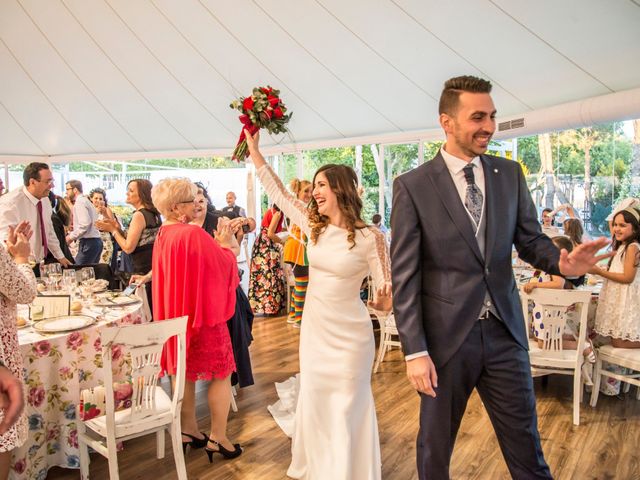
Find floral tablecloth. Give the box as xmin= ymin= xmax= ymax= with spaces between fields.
xmin=10 ymin=304 xmax=144 ymax=480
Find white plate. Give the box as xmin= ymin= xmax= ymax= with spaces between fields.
xmin=93 ymin=294 xmax=141 ymax=307
xmin=33 ymin=315 xmax=96 ymax=333
xmin=91 ymin=279 xmax=109 ymax=292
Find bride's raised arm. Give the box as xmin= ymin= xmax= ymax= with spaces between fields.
xmin=245 ymin=130 xmax=310 ymax=234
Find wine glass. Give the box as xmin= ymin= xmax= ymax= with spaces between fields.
xmin=62 ymin=269 xmax=77 ymax=293
xmin=47 ymin=263 xmax=63 ymax=291
xmin=80 ymin=267 xmax=95 ymax=301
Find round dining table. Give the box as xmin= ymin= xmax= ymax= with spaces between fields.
xmin=10 ymin=301 xmax=146 ymax=480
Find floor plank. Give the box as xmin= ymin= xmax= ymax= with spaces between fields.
xmin=48 ymin=315 xmax=640 ymax=479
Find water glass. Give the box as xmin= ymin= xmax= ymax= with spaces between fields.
xmin=80 ymin=267 xmax=96 ymax=300
xmin=62 ymin=269 xmax=77 ymax=293
xmin=47 ymin=263 xmax=63 ymax=291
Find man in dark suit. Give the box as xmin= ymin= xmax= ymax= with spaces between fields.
xmin=390 ymin=75 xmax=608 ymax=479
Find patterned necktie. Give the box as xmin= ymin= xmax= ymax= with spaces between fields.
xmin=463 ymin=164 xmax=483 ymax=230
xmin=36 ymin=200 xmax=48 ymax=257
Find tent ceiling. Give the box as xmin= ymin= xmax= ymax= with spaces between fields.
xmin=1 ymin=0 xmax=639 ymax=160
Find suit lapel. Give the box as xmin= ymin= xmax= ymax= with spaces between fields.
xmin=427 ymin=154 xmax=484 ymax=264
xmin=481 ymin=155 xmax=496 ymax=266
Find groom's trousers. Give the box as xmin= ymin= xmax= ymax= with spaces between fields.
xmin=416 ymin=314 xmax=553 ymax=480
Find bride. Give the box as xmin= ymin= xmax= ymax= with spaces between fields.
xmin=245 ymin=130 xmax=392 ymax=480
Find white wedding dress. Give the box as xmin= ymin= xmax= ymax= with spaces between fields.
xmin=258 ymin=165 xmax=390 ymax=480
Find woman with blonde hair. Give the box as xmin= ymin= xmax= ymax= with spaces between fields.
xmin=246 ymin=131 xmax=391 ymax=480
xmin=150 ymin=178 xmax=242 ymax=461
xmin=283 ymin=178 xmax=312 ymax=326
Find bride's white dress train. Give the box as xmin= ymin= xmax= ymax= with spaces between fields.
xmin=259 ymin=165 xmax=390 ymax=480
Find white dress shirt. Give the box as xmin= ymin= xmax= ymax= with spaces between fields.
xmin=405 ymin=147 xmax=486 ymax=362
xmin=68 ymin=195 xmax=100 ymax=241
xmin=0 ymin=187 xmax=66 ymax=262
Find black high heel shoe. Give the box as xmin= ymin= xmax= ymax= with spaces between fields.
xmin=181 ymin=432 xmax=208 ymax=454
xmin=205 ymin=438 xmax=243 ymax=462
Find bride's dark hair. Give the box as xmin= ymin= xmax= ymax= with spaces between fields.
xmin=308 ymin=164 xmax=363 ymax=249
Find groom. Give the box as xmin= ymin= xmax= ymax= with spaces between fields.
xmin=390 ymin=75 xmax=608 ymax=479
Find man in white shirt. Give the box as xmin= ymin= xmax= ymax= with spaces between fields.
xmin=0 ymin=162 xmax=71 ymax=268
xmin=221 ymin=191 xmax=247 ymax=218
xmin=65 ymin=180 xmax=103 ymax=265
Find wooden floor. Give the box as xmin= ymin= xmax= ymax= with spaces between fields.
xmin=48 ymin=315 xmax=640 ymax=480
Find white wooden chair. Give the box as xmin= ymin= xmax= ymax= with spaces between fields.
xmin=520 ymin=288 xmax=591 ymax=425
xmin=373 ymin=313 xmax=402 ymax=373
xmin=78 ymin=316 xmax=189 ymax=480
xmin=590 ymin=346 xmax=640 ymax=407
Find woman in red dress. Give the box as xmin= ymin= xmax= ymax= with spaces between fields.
xmin=151 ymin=178 xmax=243 ymax=460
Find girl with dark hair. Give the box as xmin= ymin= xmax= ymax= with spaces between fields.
xmin=591 ymin=207 xmax=640 ymax=348
xmin=96 ymin=179 xmax=161 ymax=311
xmin=563 ymin=218 xmax=584 ymax=247
xmin=245 ymin=131 xmax=391 ymax=480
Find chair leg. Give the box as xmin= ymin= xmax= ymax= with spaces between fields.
xmin=573 ymin=369 xmax=581 ymax=426
xmin=170 ymin=421 xmax=188 ymax=480
xmin=78 ymin=431 xmax=90 ymax=480
xmin=373 ymin=327 xmax=387 ymax=373
xmin=106 ymin=442 xmax=120 ymax=480
xmin=156 ymin=429 xmax=165 ymax=459
xmin=230 ymin=386 xmax=238 ymax=413
xmin=623 ymin=380 xmax=631 ymax=394
xmin=590 ymin=358 xmax=602 ymax=407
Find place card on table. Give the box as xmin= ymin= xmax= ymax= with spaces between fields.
xmin=30 ymin=295 xmax=71 ymax=320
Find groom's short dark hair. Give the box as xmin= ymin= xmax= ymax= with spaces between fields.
xmin=439 ymin=76 xmax=492 ymax=115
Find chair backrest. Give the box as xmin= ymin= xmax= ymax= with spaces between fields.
xmin=520 ymin=288 xmax=591 ymax=358
xmin=99 ymin=316 xmax=188 ymax=425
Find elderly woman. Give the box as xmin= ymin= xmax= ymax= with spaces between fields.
xmin=0 ymin=222 xmax=37 ymax=480
xmin=150 ymin=178 xmax=242 ymax=461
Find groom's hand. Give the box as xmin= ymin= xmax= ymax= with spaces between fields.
xmin=406 ymin=356 xmax=438 ymax=398
xmin=559 ymin=237 xmax=611 ymax=277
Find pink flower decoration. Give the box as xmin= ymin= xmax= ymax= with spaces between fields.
xmin=94 ymin=337 xmax=102 ymax=351
xmin=66 ymin=332 xmax=83 ymax=350
xmin=68 ymin=429 xmax=78 ymax=448
xmin=111 ymin=344 xmax=123 ymax=361
xmin=28 ymin=386 xmax=45 ymax=407
xmin=13 ymin=459 xmax=26 ymax=474
xmin=33 ymin=341 xmax=51 ymax=357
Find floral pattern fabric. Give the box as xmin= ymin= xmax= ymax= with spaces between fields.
xmin=248 ymin=227 xmax=285 ymax=315
xmin=0 ymin=250 xmax=38 ymax=454
xmin=10 ymin=305 xmax=144 ymax=480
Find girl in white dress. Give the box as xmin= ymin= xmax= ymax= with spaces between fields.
xmin=245 ymin=130 xmax=391 ymax=480
xmin=592 ymin=207 xmax=640 ymax=348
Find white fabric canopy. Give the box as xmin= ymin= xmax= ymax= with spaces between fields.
xmin=1 ymin=0 xmax=639 ymax=162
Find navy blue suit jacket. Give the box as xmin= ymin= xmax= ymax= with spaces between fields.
xmin=390 ymin=152 xmax=561 ymax=368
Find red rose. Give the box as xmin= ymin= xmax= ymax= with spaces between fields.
xmin=261 ymin=87 xmax=273 ymax=94
xmin=273 ymin=107 xmax=284 ymax=119
xmin=242 ymin=97 xmax=254 ymax=111
xmin=34 ymin=341 xmax=51 ymax=357
xmin=66 ymin=332 xmax=83 ymax=350
xmin=13 ymin=459 xmax=26 ymax=474
xmin=28 ymin=386 xmax=45 ymax=407
xmin=267 ymin=95 xmax=279 ymax=107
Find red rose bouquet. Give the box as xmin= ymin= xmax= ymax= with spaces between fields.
xmin=229 ymin=86 xmax=292 ymax=161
